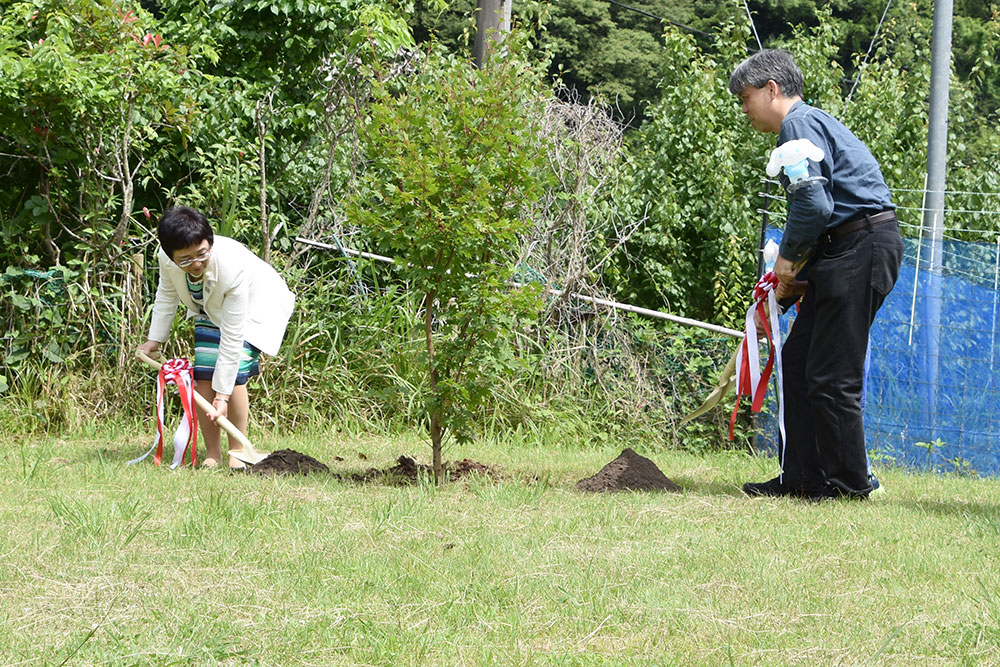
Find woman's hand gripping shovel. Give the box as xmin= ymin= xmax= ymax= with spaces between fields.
xmin=136 ymin=349 xmax=270 ymax=465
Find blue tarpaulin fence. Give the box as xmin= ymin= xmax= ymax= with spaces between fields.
xmin=757 ymin=226 xmax=1000 ymax=476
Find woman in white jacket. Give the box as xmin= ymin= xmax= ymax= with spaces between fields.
xmin=136 ymin=206 xmax=295 ymax=469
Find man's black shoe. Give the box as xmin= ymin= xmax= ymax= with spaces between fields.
xmin=743 ymin=476 xmax=793 ymax=497
xmin=800 ymin=484 xmax=870 ymax=502
xmin=800 ymin=485 xmax=840 ymax=502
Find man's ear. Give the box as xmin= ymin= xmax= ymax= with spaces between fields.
xmin=767 ymin=79 xmax=782 ymax=99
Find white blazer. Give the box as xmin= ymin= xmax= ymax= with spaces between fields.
xmin=147 ymin=236 xmax=296 ymax=394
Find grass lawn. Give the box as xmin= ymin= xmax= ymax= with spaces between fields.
xmin=1 ymin=427 xmax=998 ymax=665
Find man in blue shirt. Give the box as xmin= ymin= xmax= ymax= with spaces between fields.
xmin=729 ymin=49 xmax=904 ymax=500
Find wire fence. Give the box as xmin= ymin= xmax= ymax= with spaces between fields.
xmin=756 ymin=186 xmax=1000 ymax=476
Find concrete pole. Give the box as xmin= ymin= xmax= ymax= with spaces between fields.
xmin=474 ymin=0 xmax=504 ymax=68
xmin=925 ymin=0 xmax=952 ymax=246
xmin=919 ymin=0 xmax=953 ymax=444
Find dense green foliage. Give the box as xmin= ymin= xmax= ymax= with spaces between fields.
xmin=411 ymin=0 xmax=720 ymax=120
xmin=618 ymin=24 xmax=758 ymax=320
xmin=411 ymin=0 xmax=1000 ymax=129
xmin=0 ymin=0 xmax=198 ymax=424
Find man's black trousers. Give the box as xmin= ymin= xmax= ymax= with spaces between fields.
xmin=779 ymin=219 xmax=904 ymax=496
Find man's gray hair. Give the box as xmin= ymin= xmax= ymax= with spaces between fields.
xmin=728 ymin=49 xmax=804 ymax=98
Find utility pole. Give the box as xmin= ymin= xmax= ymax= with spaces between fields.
xmin=474 ymin=0 xmax=507 ymax=68
xmin=920 ymin=0 xmax=953 ymax=440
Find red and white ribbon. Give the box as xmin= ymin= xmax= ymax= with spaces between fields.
xmin=128 ymin=358 xmax=199 ymax=468
xmin=730 ymin=272 xmax=786 ymax=447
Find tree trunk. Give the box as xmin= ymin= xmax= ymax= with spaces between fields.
xmin=430 ymin=411 xmax=443 ymax=483
xmin=112 ymin=95 xmax=136 ymax=250
xmin=256 ymin=95 xmax=271 ymax=263
xmin=423 ymin=288 xmax=444 ymax=482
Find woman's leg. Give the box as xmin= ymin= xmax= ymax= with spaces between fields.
xmin=195 ymin=379 xmax=222 ymax=465
xmin=191 ymin=316 xmax=260 ymax=468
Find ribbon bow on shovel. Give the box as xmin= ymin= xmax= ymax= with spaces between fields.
xmin=128 ymin=357 xmax=198 ymax=468
xmin=133 ymin=350 xmax=270 ymax=466
xmin=680 ymin=271 xmax=787 ymax=446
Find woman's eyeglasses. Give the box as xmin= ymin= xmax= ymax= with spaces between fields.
xmin=176 ymin=248 xmax=212 ymax=268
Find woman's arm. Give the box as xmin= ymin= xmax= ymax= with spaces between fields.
xmin=147 ymin=252 xmax=181 ymax=344
xmin=210 ymin=266 xmax=251 ymax=396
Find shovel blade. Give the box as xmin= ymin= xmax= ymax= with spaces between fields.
xmin=229 ymin=448 xmax=269 ymax=465
xmin=679 ymin=347 xmax=740 ymax=425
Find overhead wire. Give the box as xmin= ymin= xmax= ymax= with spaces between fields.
xmin=758 ymin=192 xmax=1000 ymax=218
xmin=599 ymin=0 xmax=712 ymax=38
xmin=741 ymin=0 xmax=763 ymax=51
xmin=893 ymin=187 xmax=1000 ymax=198
xmin=845 ymin=0 xmax=894 ymax=105
xmin=764 ymin=208 xmax=1000 ymax=229
xmin=896 ymin=205 xmax=1000 ymax=217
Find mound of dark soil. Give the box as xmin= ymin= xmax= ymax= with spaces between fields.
xmin=352 ymin=455 xmax=501 ymax=483
xmin=575 ymin=448 xmax=681 ymax=493
xmin=248 ymin=449 xmax=330 ymax=476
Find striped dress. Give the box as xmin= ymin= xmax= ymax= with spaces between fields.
xmin=187 ymin=274 xmax=260 ymax=385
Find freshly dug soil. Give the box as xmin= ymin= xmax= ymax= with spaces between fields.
xmin=351 ymin=455 xmax=502 ymax=484
xmin=575 ymin=448 xmax=681 ymax=493
xmin=247 ymin=449 xmax=330 ymax=476
xmin=240 ymin=449 xmax=501 ymax=483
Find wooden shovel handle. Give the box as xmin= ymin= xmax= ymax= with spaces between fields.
xmin=135 ymin=349 xmax=257 ymax=453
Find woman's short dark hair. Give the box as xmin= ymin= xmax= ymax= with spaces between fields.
xmin=158 ymin=206 xmax=214 ymax=260
xmin=728 ymin=49 xmax=804 ymax=99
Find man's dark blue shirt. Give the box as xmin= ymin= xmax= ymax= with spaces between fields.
xmin=777 ymin=101 xmax=895 ymax=262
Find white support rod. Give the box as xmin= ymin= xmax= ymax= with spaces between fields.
xmin=294 ymin=236 xmax=744 ymax=338
xmin=908 ymin=220 xmax=923 ymax=346
xmin=542 ymin=288 xmax=743 ymax=338
xmin=296 ymin=237 xmax=395 ymax=264
xmin=908 ymin=180 xmax=928 ymax=346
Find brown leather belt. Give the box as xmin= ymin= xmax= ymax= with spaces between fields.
xmin=827 ymin=210 xmax=897 ymax=241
